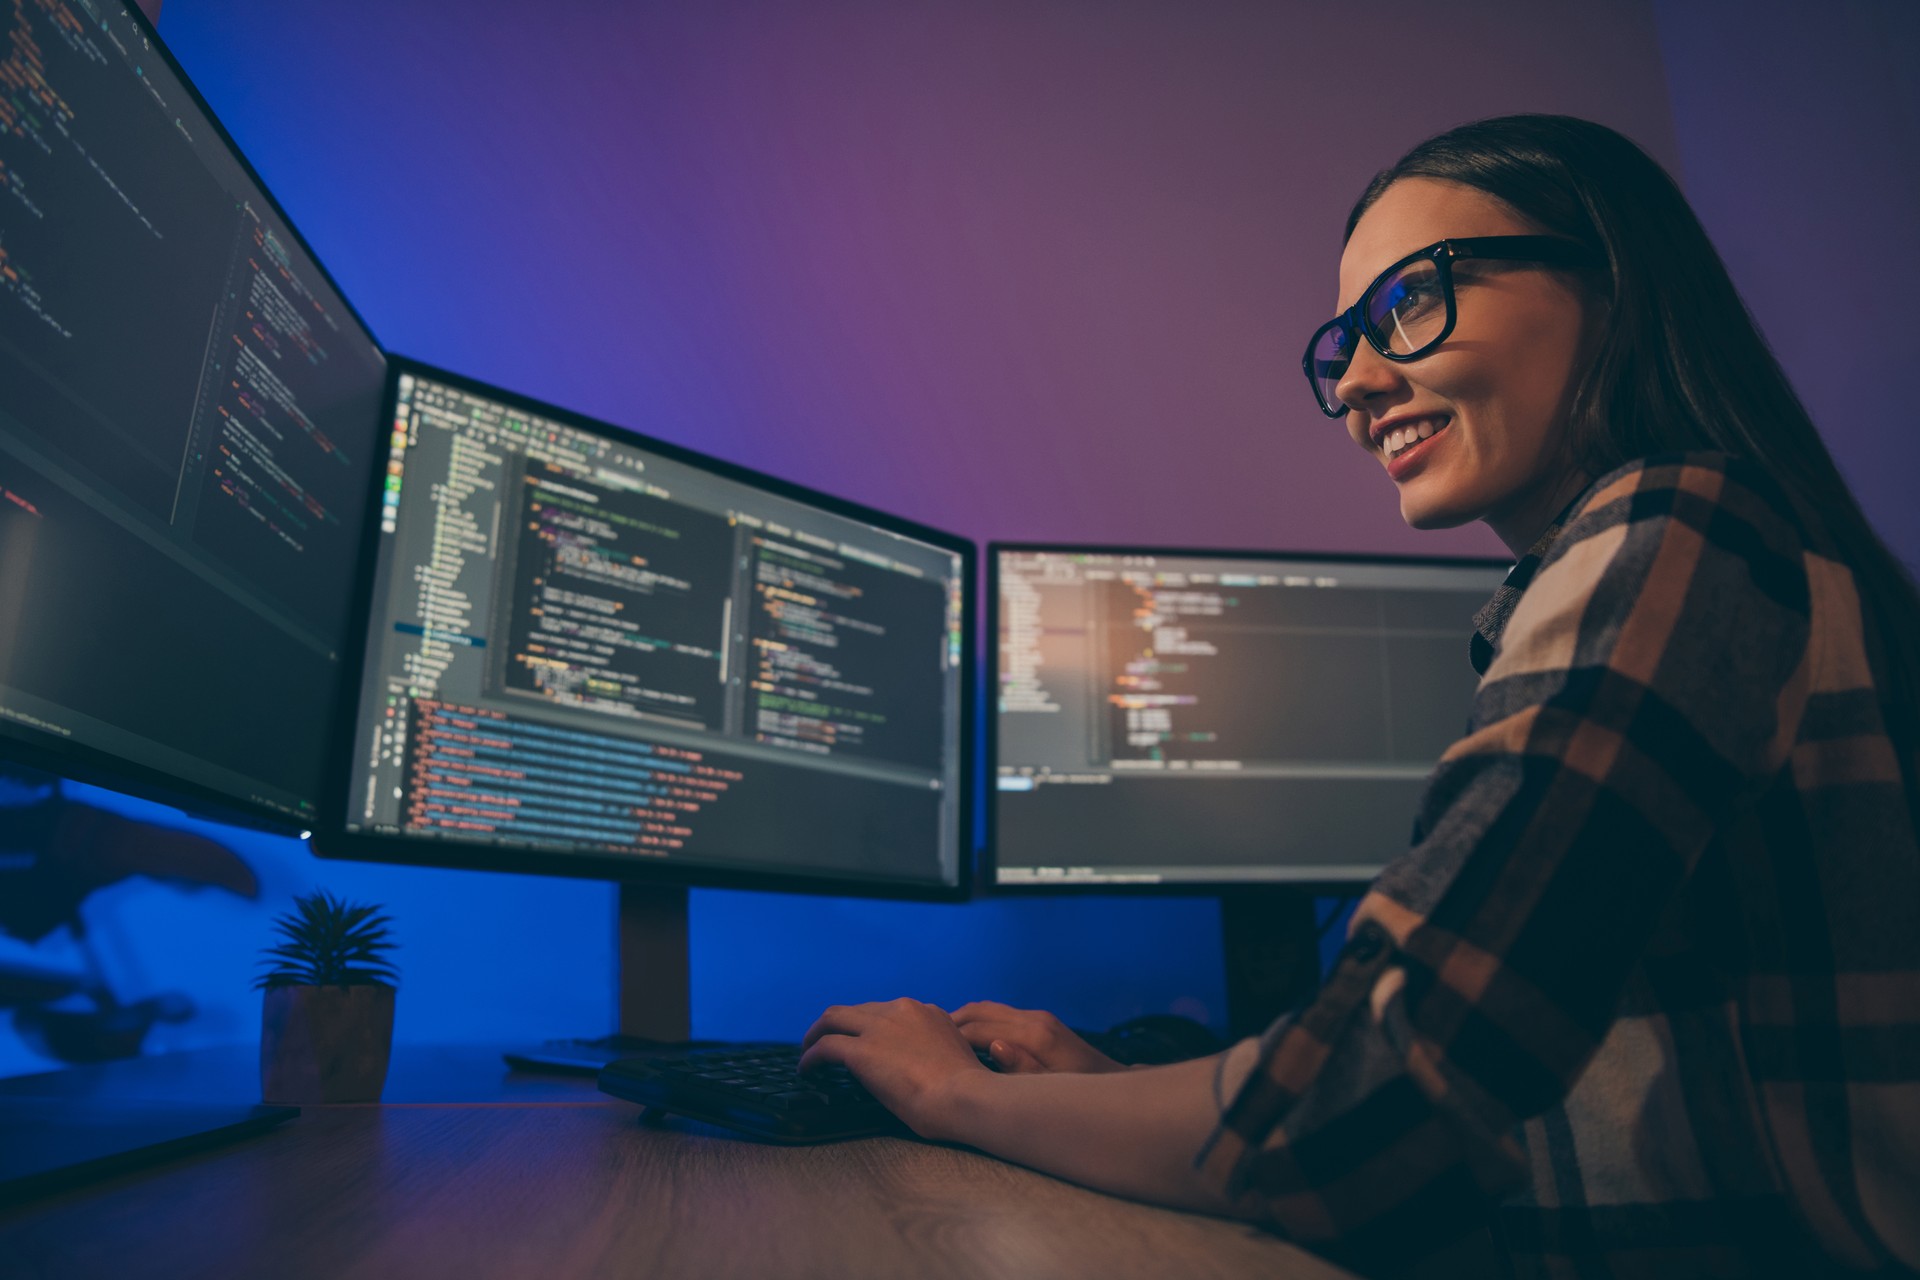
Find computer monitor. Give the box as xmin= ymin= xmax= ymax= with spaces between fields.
xmin=320 ymin=359 xmax=972 ymax=901
xmin=316 ymin=360 xmax=972 ymax=1041
xmin=988 ymin=543 xmax=1509 ymax=1035
xmin=990 ymin=544 xmax=1511 ymax=888
xmin=0 ymin=0 xmax=387 ymax=828
xmin=0 ymin=0 xmax=386 ymax=1192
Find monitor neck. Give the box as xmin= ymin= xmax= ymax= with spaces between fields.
xmin=1220 ymin=887 xmax=1320 ymax=1041
xmin=616 ymin=884 xmax=691 ymax=1042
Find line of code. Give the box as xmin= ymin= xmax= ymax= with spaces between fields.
xmin=398 ymin=414 xmax=499 ymax=696
xmin=0 ymin=231 xmax=62 ymax=335
xmin=2 ymin=0 xmax=379 ymax=641
xmin=404 ymin=698 xmax=740 ymax=854
xmin=186 ymin=202 xmax=358 ymax=572
xmin=1 ymin=0 xmax=159 ymax=238
xmin=1106 ymin=578 xmax=1216 ymax=759
xmin=1 ymin=0 xmax=129 ymax=341
xmin=501 ymin=464 xmax=732 ymax=726
xmin=996 ymin=564 xmax=1059 ymax=715
xmin=1094 ymin=567 xmax=1488 ymax=768
xmin=746 ymin=535 xmax=945 ymax=770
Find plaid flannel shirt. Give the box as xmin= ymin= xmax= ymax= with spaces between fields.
xmin=1197 ymin=453 xmax=1920 ymax=1278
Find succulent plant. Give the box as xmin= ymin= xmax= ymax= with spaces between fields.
xmin=256 ymin=890 xmax=398 ymax=989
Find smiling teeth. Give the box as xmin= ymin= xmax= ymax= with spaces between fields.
xmin=1385 ymin=420 xmax=1438 ymax=458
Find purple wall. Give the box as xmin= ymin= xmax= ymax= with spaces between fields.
xmin=148 ymin=0 xmax=1679 ymax=564
xmin=27 ymin=0 xmax=1905 ymax=1070
xmin=1652 ymin=0 xmax=1919 ymax=573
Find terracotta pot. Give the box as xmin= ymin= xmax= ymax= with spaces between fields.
xmin=260 ymin=983 xmax=395 ymax=1104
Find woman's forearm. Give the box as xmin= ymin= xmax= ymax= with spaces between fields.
xmin=929 ymin=1037 xmax=1265 ymax=1218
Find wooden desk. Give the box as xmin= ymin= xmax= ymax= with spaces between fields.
xmin=0 ymin=1046 xmax=1355 ymax=1280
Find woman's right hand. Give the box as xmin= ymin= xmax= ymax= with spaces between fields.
xmin=948 ymin=1001 xmax=1128 ymax=1074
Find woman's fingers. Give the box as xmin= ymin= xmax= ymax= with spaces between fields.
xmin=953 ymin=1018 xmax=1036 ymax=1051
xmin=949 ymin=1001 xmax=1020 ymax=1026
xmin=797 ymin=1032 xmax=857 ymax=1073
xmin=952 ymin=1018 xmax=998 ymax=1046
xmin=951 ymin=1004 xmax=1066 ymax=1040
xmin=946 ymin=1003 xmax=1121 ymax=1073
xmin=988 ymin=1038 xmax=1043 ymax=1073
xmin=800 ymin=1003 xmax=869 ymax=1051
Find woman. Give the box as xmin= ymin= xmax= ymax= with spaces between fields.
xmin=799 ymin=116 xmax=1920 ymax=1278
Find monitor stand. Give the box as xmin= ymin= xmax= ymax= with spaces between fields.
xmin=501 ymin=882 xmax=701 ymax=1073
xmin=1219 ymin=886 xmax=1321 ymax=1041
xmin=615 ymin=883 xmax=691 ymax=1042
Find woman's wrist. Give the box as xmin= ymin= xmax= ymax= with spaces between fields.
xmin=918 ymin=1062 xmax=999 ymax=1145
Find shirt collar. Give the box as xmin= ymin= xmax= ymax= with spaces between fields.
xmin=1469 ymin=486 xmax=1592 ymax=676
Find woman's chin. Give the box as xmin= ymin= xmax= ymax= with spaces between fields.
xmin=1398 ymin=490 xmax=1481 ymax=531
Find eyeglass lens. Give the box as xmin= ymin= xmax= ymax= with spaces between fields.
xmin=1309 ymin=323 xmax=1351 ymax=415
xmin=1367 ymin=258 xmax=1446 ymax=356
xmin=1307 ymin=257 xmax=1451 ymax=414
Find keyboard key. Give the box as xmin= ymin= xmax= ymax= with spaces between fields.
xmin=771 ymin=1091 xmax=828 ymax=1109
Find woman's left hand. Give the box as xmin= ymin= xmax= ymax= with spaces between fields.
xmin=798 ymin=998 xmax=991 ymax=1141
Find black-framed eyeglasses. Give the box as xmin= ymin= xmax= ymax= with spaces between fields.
xmin=1302 ymin=235 xmax=1605 ymax=418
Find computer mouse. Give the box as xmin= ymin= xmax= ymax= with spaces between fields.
xmin=1098 ymin=1014 xmax=1225 ymax=1065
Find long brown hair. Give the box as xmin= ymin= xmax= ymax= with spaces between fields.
xmin=1348 ymin=114 xmax=1920 ymax=762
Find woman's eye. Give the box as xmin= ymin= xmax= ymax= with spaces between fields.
xmin=1370 ymin=275 xmax=1438 ymax=328
xmin=1394 ymin=282 xmax=1440 ymax=315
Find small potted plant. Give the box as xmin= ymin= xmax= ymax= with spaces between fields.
xmin=257 ymin=890 xmax=398 ymax=1104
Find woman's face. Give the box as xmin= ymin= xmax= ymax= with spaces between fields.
xmin=1335 ymin=177 xmax=1604 ymax=553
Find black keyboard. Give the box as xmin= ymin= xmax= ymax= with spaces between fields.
xmin=599 ymin=1043 xmax=991 ymax=1143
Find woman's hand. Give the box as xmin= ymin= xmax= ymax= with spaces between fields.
xmin=949 ymin=1001 xmax=1126 ymax=1074
xmin=798 ymin=998 xmax=993 ymax=1140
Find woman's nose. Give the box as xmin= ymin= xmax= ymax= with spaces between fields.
xmin=1333 ymin=340 xmax=1407 ymax=415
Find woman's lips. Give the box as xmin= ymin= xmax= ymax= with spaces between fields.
xmin=1385 ymin=418 xmax=1449 ymax=481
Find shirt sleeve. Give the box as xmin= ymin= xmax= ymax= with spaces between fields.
xmin=1195 ymin=456 xmax=1815 ymax=1275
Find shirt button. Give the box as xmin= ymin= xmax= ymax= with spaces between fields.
xmin=1348 ymin=924 xmax=1386 ymax=963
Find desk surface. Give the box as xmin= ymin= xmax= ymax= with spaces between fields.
xmin=0 ymin=1045 xmax=1355 ymax=1280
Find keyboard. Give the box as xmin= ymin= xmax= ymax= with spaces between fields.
xmin=511 ymin=1013 xmax=1221 ymax=1078
xmin=598 ymin=1043 xmax=994 ymax=1144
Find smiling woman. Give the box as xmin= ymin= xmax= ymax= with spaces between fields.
xmin=800 ymin=115 xmax=1920 ymax=1280
xmin=1312 ymin=213 xmax=1610 ymax=549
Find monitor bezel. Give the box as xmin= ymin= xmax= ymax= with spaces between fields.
xmin=983 ymin=540 xmax=1512 ymax=896
xmin=0 ymin=0 xmax=388 ymax=834
xmin=314 ymin=357 xmax=976 ymax=904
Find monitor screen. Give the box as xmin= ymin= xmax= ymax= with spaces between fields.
xmin=0 ymin=0 xmax=387 ymax=825
xmin=990 ymin=546 xmax=1510 ymax=887
xmin=325 ymin=362 xmax=971 ymax=896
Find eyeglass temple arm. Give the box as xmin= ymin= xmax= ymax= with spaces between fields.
xmin=1448 ymin=236 xmax=1601 ymax=267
